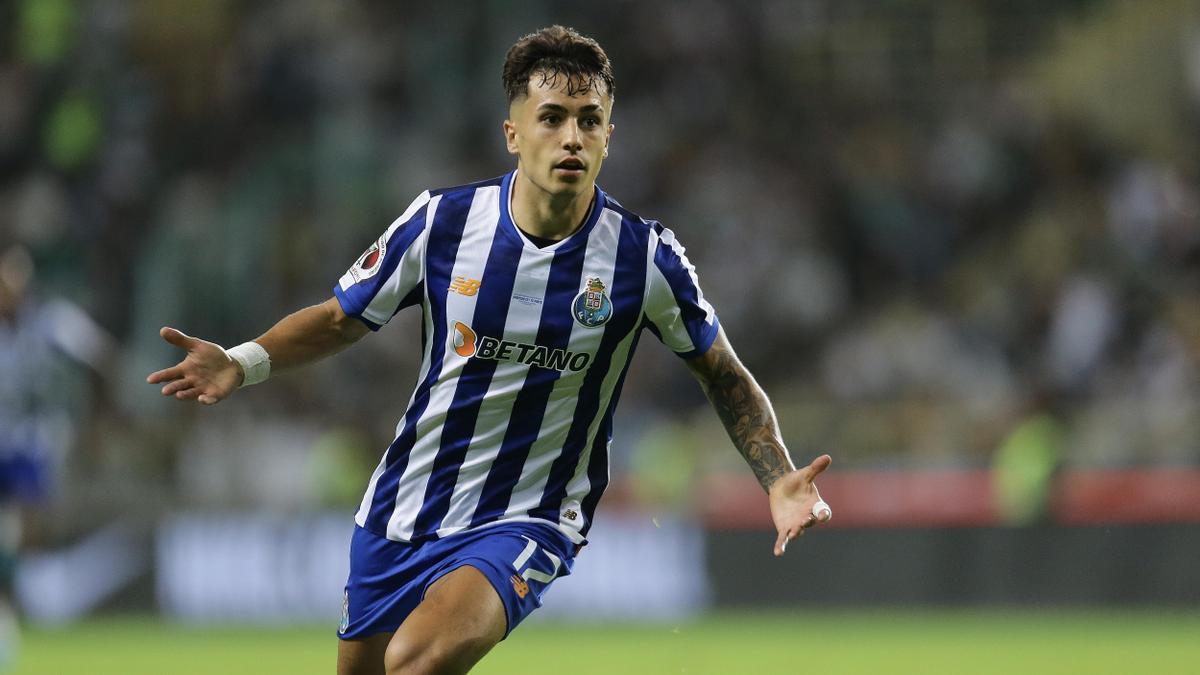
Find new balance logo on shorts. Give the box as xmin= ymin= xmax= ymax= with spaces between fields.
xmin=510 ymin=574 xmax=530 ymax=599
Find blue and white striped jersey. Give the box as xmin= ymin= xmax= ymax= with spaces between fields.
xmin=334 ymin=171 xmax=718 ymax=544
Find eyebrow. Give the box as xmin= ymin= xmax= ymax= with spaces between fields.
xmin=536 ymin=103 xmax=604 ymax=115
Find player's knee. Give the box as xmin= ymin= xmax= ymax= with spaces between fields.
xmin=384 ymin=633 xmax=495 ymax=675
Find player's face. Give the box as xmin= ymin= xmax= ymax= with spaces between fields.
xmin=504 ymin=73 xmax=613 ymax=198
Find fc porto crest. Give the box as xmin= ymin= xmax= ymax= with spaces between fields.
xmin=572 ymin=277 xmax=613 ymax=328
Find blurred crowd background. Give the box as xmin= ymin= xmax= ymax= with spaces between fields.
xmin=1 ymin=0 xmax=1199 ymax=620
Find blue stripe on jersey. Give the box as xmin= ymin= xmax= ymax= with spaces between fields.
xmin=652 ymin=227 xmax=720 ymax=358
xmin=363 ymin=191 xmax=473 ymax=534
xmin=410 ymin=226 xmax=524 ymax=538
xmin=334 ymin=203 xmax=429 ymax=330
xmin=390 ymin=286 xmax=424 ymax=321
xmin=468 ymin=238 xmax=589 ymax=528
xmin=531 ymin=216 xmax=649 ymax=523
xmin=579 ymin=325 xmax=643 ymax=535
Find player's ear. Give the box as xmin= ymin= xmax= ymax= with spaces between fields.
xmin=604 ymin=123 xmax=614 ymax=158
xmin=503 ymin=119 xmax=519 ymax=155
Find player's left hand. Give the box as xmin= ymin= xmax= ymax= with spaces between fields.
xmin=768 ymin=454 xmax=832 ymax=557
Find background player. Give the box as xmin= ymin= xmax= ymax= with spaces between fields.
xmin=148 ymin=26 xmax=831 ymax=675
xmin=0 ymin=243 xmax=116 ymax=666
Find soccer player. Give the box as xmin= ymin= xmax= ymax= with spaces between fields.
xmin=1 ymin=243 xmax=116 ymax=666
xmin=148 ymin=25 xmax=832 ymax=675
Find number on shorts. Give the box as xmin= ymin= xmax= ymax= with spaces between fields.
xmin=511 ymin=536 xmax=561 ymax=583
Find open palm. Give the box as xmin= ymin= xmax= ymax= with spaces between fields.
xmin=768 ymin=454 xmax=832 ymax=556
xmin=146 ymin=327 xmax=241 ymax=405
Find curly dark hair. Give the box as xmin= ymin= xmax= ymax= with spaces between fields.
xmin=502 ymin=25 xmax=614 ymax=104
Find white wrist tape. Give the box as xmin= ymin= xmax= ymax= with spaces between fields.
xmin=226 ymin=341 xmax=271 ymax=387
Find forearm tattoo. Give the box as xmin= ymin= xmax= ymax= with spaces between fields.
xmin=691 ymin=342 xmax=792 ymax=491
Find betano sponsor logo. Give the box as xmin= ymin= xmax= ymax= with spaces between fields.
xmin=451 ymin=321 xmax=590 ymax=372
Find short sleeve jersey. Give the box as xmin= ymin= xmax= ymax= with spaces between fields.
xmin=335 ymin=171 xmax=719 ymax=544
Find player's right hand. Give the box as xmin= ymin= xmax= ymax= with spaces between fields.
xmin=146 ymin=327 xmax=242 ymax=405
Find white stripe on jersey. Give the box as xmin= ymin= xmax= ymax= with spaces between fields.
xmin=353 ymin=193 xmax=442 ymax=528
xmin=387 ymin=186 xmax=502 ymax=540
xmin=645 ymin=227 xmax=718 ymax=354
xmin=560 ymin=324 xmax=640 ymax=517
xmin=657 ymin=227 xmax=716 ymax=326
xmin=434 ymin=245 xmax=553 ymax=536
xmin=337 ymin=191 xmax=431 ymax=324
xmin=496 ymin=207 xmax=624 ymax=536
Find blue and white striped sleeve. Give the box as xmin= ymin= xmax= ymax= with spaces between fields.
xmin=333 ymin=191 xmax=431 ymax=330
xmin=643 ymin=224 xmax=720 ymax=359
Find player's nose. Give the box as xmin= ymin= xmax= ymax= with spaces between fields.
xmin=561 ymin=122 xmax=583 ymax=151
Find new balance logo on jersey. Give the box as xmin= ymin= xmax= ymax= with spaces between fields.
xmin=451 ymin=321 xmax=590 ymax=372
xmin=449 ymin=276 xmax=482 ymax=296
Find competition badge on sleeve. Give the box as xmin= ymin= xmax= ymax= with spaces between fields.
xmin=572 ymin=277 xmax=613 ymax=328
xmin=349 ymin=235 xmax=387 ymax=283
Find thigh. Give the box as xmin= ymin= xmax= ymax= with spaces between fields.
xmin=337 ymin=632 xmax=392 ymax=675
xmin=385 ymin=565 xmax=507 ymax=674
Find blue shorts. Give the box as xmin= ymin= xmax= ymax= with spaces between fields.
xmin=338 ymin=521 xmax=576 ymax=640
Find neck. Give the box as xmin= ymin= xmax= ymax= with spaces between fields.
xmin=510 ymin=169 xmax=594 ymax=241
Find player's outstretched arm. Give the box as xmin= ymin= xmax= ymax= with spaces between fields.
xmin=147 ymin=297 xmax=370 ymax=405
xmin=685 ymin=328 xmax=832 ymax=557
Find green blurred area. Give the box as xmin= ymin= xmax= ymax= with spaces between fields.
xmin=13 ymin=610 xmax=1200 ymax=675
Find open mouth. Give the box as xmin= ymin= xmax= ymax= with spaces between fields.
xmin=555 ymin=158 xmax=585 ymax=171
